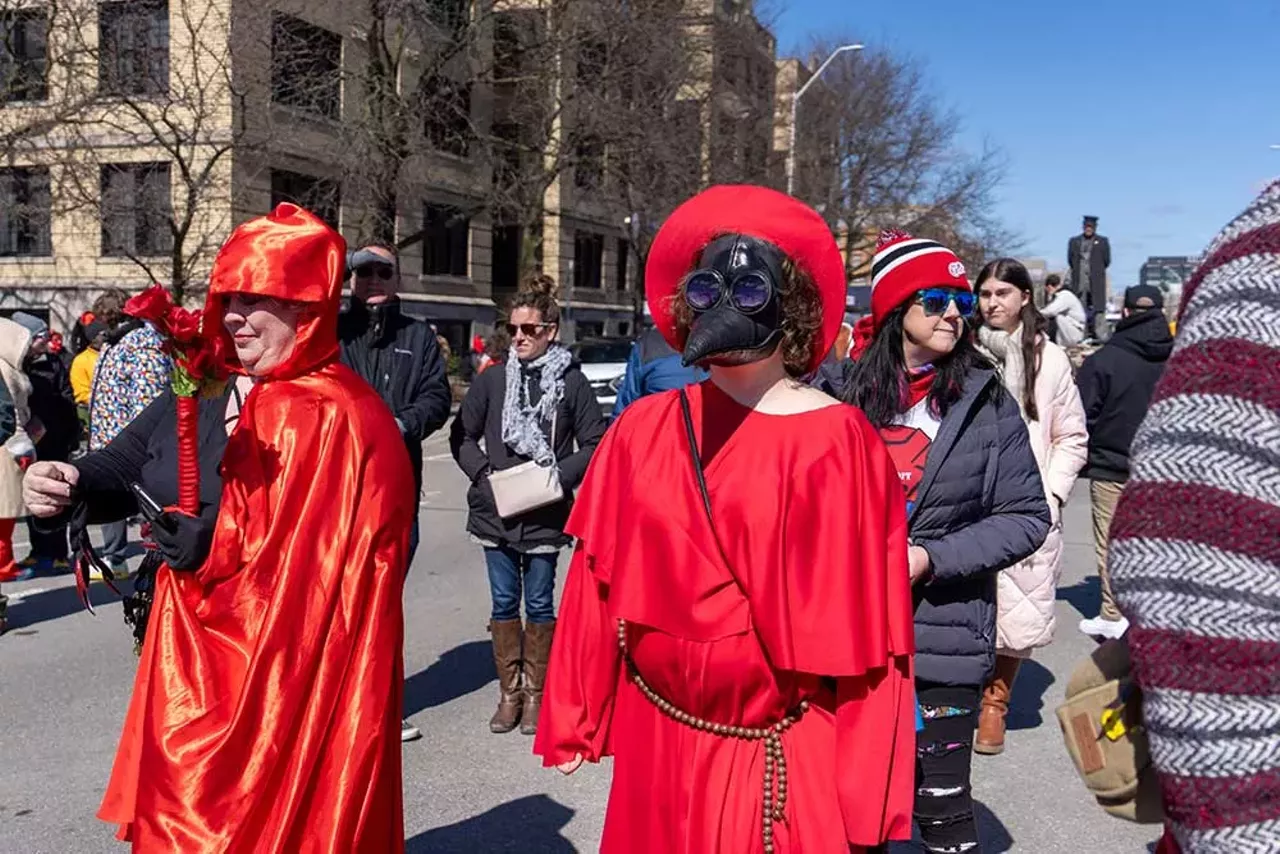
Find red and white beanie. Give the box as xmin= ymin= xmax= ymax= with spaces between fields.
xmin=868 ymin=229 xmax=970 ymax=327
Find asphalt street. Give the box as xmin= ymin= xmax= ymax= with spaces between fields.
xmin=0 ymin=429 xmax=1162 ymax=853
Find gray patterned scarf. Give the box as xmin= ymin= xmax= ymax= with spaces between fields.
xmin=501 ymin=343 xmax=572 ymax=466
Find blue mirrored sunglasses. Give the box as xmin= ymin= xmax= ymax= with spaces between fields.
xmin=918 ymin=288 xmax=975 ymax=317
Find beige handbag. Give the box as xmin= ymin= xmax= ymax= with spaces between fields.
xmin=1055 ymin=639 xmax=1163 ymax=824
xmin=488 ymin=407 xmax=564 ymax=518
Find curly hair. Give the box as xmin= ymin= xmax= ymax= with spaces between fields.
xmin=669 ymin=252 xmax=823 ymax=377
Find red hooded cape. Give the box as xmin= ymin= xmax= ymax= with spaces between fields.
xmin=98 ymin=205 xmax=414 ymax=853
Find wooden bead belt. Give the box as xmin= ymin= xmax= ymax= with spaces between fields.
xmin=616 ymin=619 xmax=809 ymax=854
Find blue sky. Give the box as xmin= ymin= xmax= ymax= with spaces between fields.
xmin=772 ymin=0 xmax=1280 ymax=289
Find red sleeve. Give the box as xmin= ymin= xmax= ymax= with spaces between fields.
xmin=836 ymin=657 xmax=915 ymax=845
xmin=533 ymin=544 xmax=623 ymax=766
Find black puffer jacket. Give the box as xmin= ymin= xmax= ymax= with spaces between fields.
xmin=450 ymin=356 xmax=607 ymax=549
xmin=902 ymin=368 xmax=1051 ymax=687
xmin=338 ymin=298 xmax=452 ymax=497
xmin=1076 ymin=309 xmax=1174 ymax=482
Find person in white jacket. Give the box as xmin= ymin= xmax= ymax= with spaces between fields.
xmin=973 ymin=259 xmax=1088 ymax=755
xmin=1041 ymin=274 xmax=1087 ymax=348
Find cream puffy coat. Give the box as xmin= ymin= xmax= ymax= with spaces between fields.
xmin=0 ymin=317 xmax=33 ymax=519
xmin=991 ymin=339 xmax=1088 ymax=655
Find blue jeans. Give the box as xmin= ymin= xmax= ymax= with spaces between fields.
xmin=483 ymin=547 xmax=558 ymax=624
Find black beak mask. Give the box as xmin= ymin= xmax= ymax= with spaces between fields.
xmin=680 ymin=234 xmax=787 ymax=367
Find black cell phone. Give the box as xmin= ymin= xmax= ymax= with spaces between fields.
xmin=129 ymin=482 xmax=176 ymax=534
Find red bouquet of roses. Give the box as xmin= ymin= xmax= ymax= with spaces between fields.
xmin=124 ymin=285 xmax=230 ymax=515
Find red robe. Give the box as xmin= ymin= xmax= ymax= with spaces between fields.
xmin=534 ymin=381 xmax=916 ymax=852
xmin=98 ymin=206 xmax=414 ymax=852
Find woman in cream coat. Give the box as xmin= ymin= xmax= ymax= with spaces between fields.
xmin=973 ymin=259 xmax=1088 ymax=755
xmin=0 ymin=316 xmax=36 ymax=630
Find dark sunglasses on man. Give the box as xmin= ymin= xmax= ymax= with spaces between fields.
xmin=917 ymin=287 xmax=976 ymax=318
xmin=355 ymin=264 xmax=395 ymax=280
xmin=346 ymin=248 xmax=397 ymax=281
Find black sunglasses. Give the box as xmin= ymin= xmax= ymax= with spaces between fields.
xmin=354 ymin=264 xmax=395 ymax=280
xmin=918 ymin=288 xmax=976 ymax=317
xmin=683 ymin=269 xmax=774 ymax=315
xmin=505 ymin=322 xmax=551 ymax=337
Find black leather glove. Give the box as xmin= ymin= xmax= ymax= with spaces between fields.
xmin=151 ymin=510 xmax=216 ymax=571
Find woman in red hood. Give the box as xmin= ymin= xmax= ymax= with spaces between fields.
xmin=97 ymin=205 xmax=414 ymax=853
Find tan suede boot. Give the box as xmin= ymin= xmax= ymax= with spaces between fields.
xmin=975 ymin=655 xmax=1022 ymax=755
xmin=520 ymin=620 xmax=556 ymax=735
xmin=488 ymin=619 xmax=524 ymax=734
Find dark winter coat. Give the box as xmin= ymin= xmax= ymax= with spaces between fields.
xmin=1076 ymin=309 xmax=1174 ymax=482
xmin=24 ymin=352 xmax=79 ymax=461
xmin=338 ymin=298 xmax=453 ymax=498
xmin=902 ymin=368 xmax=1052 ymax=687
xmin=450 ymin=357 xmax=607 ymax=550
xmin=1067 ymin=233 xmax=1112 ymax=310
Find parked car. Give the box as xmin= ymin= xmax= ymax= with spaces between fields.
xmin=571 ymin=337 xmax=632 ymax=417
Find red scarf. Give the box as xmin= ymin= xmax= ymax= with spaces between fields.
xmin=904 ymin=366 xmax=935 ymax=409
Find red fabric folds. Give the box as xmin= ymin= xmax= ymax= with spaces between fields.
xmin=535 ymin=383 xmax=916 ymax=851
xmin=98 ymin=204 xmax=414 ymax=853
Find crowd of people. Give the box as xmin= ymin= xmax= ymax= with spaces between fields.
xmin=0 ymin=178 xmax=1272 ymax=853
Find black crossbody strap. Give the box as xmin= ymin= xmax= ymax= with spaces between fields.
xmin=679 ymin=389 xmax=714 ymax=522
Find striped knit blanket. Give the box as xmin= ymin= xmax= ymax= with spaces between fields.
xmin=1110 ymin=180 xmax=1280 ymax=852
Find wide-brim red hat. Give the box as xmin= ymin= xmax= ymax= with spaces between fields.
xmin=645 ymin=185 xmax=846 ymax=375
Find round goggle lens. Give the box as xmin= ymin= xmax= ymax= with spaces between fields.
xmin=684 ymin=272 xmax=723 ymax=312
xmin=730 ymin=271 xmax=772 ymax=313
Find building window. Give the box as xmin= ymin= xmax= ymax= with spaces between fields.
xmin=493 ymin=13 xmax=524 ymax=81
xmin=0 ymin=167 xmax=51 ymax=257
xmin=424 ymin=78 xmax=472 ymax=157
xmin=0 ymin=10 xmax=48 ymax=102
xmin=101 ymin=163 xmax=172 ymax=257
xmin=270 ymin=168 xmax=341 ymax=229
xmin=271 ymin=14 xmax=341 ymax=121
xmin=616 ymin=238 xmax=630 ymax=290
xmin=423 ymin=204 xmax=469 ymax=277
xmin=98 ymin=0 xmax=169 ymax=97
xmin=577 ymin=40 xmax=606 ymax=89
xmin=576 ymin=321 xmax=603 ymax=339
xmin=425 ymin=0 xmax=468 ymax=37
xmin=574 ymin=136 xmax=604 ymax=191
xmin=491 ymin=223 xmax=521 ymax=291
xmin=491 ymin=122 xmax=522 ymax=189
xmin=617 ymin=320 xmax=632 ymax=338
xmin=573 ymin=231 xmax=604 ymax=290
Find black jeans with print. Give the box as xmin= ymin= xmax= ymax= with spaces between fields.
xmin=913 ymin=681 xmax=982 ymax=853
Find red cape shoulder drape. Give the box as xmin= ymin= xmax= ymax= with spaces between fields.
xmin=98 ymin=362 xmax=414 ymax=853
xmin=534 ymin=382 xmax=916 ymax=853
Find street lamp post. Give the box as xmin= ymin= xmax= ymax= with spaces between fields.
xmin=786 ymin=43 xmax=863 ymax=197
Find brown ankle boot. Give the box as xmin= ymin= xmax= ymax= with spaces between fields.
xmin=975 ymin=655 xmax=1022 ymax=755
xmin=488 ymin=619 xmax=524 ymax=733
xmin=520 ymin=620 xmax=556 ymax=735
